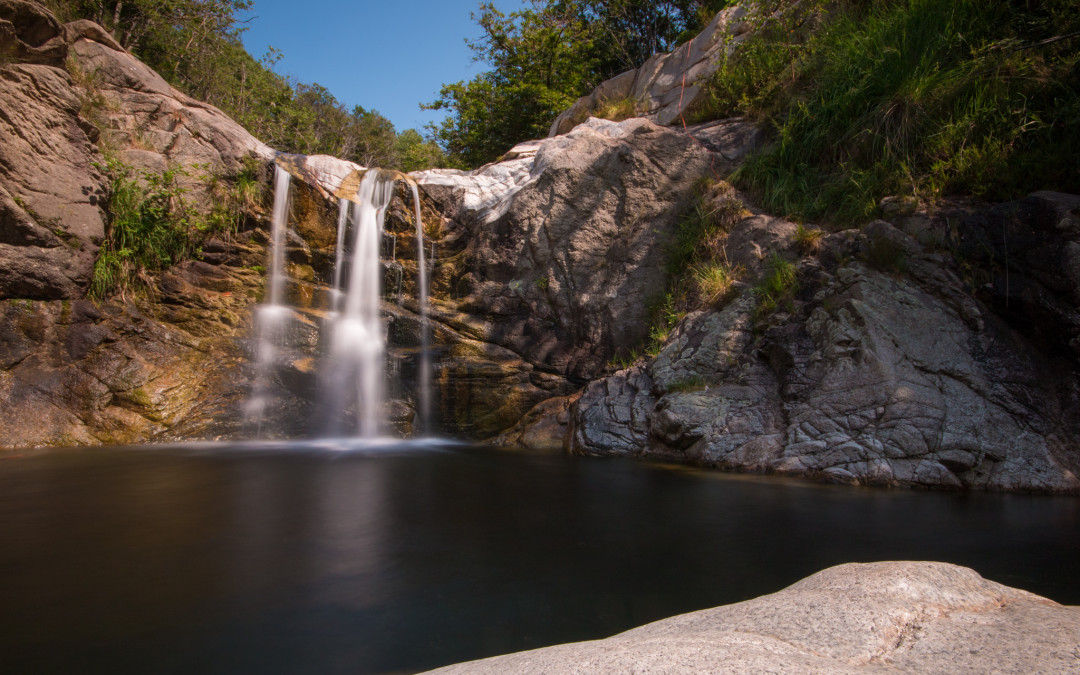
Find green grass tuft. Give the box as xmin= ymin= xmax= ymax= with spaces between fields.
xmin=695 ymin=0 xmax=1080 ymax=226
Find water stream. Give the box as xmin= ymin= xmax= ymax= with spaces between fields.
xmin=248 ymin=163 xmax=432 ymax=439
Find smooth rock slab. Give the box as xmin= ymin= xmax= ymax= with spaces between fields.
xmin=423 ymin=561 xmax=1080 ymax=674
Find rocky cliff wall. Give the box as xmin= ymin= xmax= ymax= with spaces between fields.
xmin=1 ymin=1 xmax=1078 ymax=494
xmin=0 ymin=0 xmax=273 ymax=447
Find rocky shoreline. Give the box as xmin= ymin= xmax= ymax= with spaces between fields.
xmin=423 ymin=561 xmax=1080 ymax=674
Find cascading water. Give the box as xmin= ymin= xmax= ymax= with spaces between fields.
xmin=247 ymin=161 xmax=432 ymax=440
xmin=323 ymin=171 xmax=395 ymax=438
xmin=244 ymin=165 xmax=293 ymax=433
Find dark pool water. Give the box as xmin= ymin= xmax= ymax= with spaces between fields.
xmin=1 ymin=441 xmax=1077 ymax=674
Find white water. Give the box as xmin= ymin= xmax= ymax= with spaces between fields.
xmin=244 ymin=165 xmax=293 ymax=433
xmin=323 ymin=171 xmax=395 ymax=438
xmin=249 ymin=163 xmax=433 ymax=439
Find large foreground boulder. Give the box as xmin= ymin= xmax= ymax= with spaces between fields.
xmin=425 ymin=561 xmax=1080 ymax=674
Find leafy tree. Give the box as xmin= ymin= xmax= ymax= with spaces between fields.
xmin=425 ymin=1 xmax=599 ymax=167
xmin=395 ymin=129 xmax=448 ymax=172
xmin=426 ymin=0 xmax=728 ymax=167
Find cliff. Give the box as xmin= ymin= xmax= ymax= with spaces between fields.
xmin=1 ymin=0 xmax=1078 ymax=493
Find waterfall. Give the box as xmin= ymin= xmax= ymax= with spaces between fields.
xmin=323 ymin=171 xmax=395 ymax=438
xmin=244 ymin=165 xmax=292 ymax=434
xmin=410 ymin=182 xmax=432 ymax=436
xmin=248 ymin=160 xmax=434 ymax=440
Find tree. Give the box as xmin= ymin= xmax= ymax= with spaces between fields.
xmin=426 ymin=0 xmax=729 ymax=167
xmin=395 ymin=129 xmax=448 ymax=172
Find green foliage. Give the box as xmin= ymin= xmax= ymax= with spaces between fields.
xmin=90 ymin=158 xmax=259 ymax=298
xmin=594 ymin=95 xmax=640 ymax=122
xmin=692 ymin=261 xmax=737 ymax=305
xmin=428 ymin=0 xmax=727 ymax=167
xmin=753 ymin=254 xmax=798 ymax=320
xmin=695 ymin=0 xmax=1080 ymax=225
xmin=91 ymin=159 xmax=195 ymax=297
xmin=395 ymin=129 xmax=449 ymax=173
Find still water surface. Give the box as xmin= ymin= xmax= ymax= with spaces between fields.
xmin=1 ymin=440 xmax=1077 ymax=674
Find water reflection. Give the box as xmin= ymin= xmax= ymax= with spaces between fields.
xmin=0 ymin=443 xmax=1076 ymax=674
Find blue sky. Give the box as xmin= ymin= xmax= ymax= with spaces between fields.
xmin=240 ymin=0 xmax=522 ymax=134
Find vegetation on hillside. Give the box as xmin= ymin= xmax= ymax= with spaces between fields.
xmin=692 ymin=0 xmax=1080 ymax=225
xmin=44 ymin=0 xmax=446 ymax=171
xmin=89 ymin=157 xmax=262 ymax=298
xmin=426 ymin=0 xmax=732 ymax=167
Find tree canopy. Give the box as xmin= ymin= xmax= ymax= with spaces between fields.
xmin=425 ymin=0 xmax=729 ymax=168
xmin=47 ymin=0 xmax=446 ymax=171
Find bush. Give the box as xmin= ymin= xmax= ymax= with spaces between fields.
xmin=753 ymin=254 xmax=798 ymax=320
xmin=90 ymin=158 xmax=255 ymax=298
xmin=696 ymin=0 xmax=1080 ymax=225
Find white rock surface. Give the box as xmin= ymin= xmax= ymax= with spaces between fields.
xmin=548 ymin=3 xmax=754 ymax=136
xmin=424 ymin=561 xmax=1080 ymax=674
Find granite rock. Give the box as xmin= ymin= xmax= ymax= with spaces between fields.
xmin=424 ymin=561 xmax=1080 ymax=674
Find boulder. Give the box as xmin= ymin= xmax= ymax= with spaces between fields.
xmin=0 ymin=0 xmax=67 ymax=66
xmin=416 ymin=117 xmax=746 ymax=381
xmin=548 ymin=4 xmax=754 ymax=135
xmin=567 ymin=206 xmax=1080 ymax=492
xmin=423 ymin=561 xmax=1080 ymax=674
xmin=67 ymin=34 xmax=275 ymax=184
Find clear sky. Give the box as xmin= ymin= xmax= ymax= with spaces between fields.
xmin=240 ymin=0 xmax=522 ymax=134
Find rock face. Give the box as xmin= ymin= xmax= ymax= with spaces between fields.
xmin=0 ymin=260 xmax=262 ymax=447
xmin=0 ymin=1 xmax=106 ymax=299
xmin=0 ymin=0 xmax=273 ymax=302
xmin=416 ymin=117 xmax=757 ymax=383
xmin=548 ymin=3 xmax=753 ymax=136
xmin=561 ymin=207 xmax=1080 ymax=492
xmin=0 ymin=1 xmax=273 ymax=447
xmin=423 ymin=561 xmax=1080 ymax=674
xmin=65 ymin=16 xmax=274 ymax=192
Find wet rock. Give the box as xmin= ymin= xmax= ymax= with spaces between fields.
xmin=490 ymin=394 xmax=578 ymax=451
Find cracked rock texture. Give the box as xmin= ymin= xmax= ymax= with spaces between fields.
xmin=424 ymin=561 xmax=1080 ymax=674
xmin=561 ymin=208 xmax=1080 ymax=492
xmin=417 ymin=116 xmax=756 ymax=383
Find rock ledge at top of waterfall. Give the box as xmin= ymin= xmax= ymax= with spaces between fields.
xmin=423 ymin=561 xmax=1080 ymax=674
xmin=275 ymin=116 xmax=761 ymax=227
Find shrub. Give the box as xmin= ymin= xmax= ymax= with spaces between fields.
xmin=793 ymin=223 xmax=824 ymax=255
xmin=594 ymin=95 xmax=639 ymax=122
xmin=692 ymin=261 xmax=738 ymax=305
xmin=695 ymin=0 xmax=1080 ymax=225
